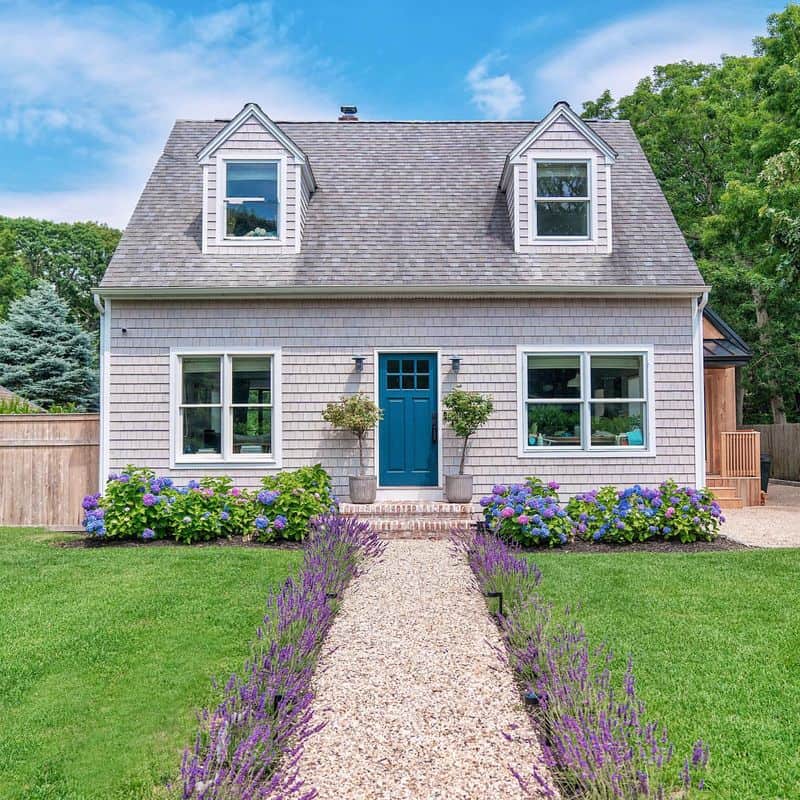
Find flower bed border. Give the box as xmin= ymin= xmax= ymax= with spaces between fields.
xmin=180 ymin=513 xmax=384 ymax=800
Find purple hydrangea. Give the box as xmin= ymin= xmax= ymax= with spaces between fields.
xmin=254 ymin=515 xmax=269 ymax=530
xmin=142 ymin=493 xmax=157 ymax=507
xmin=273 ymin=515 xmax=288 ymax=531
xmin=141 ymin=528 xmax=155 ymax=540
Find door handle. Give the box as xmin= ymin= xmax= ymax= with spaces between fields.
xmin=432 ymin=411 xmax=438 ymax=444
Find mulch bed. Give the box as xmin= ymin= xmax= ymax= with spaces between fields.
xmin=54 ymin=534 xmax=304 ymax=550
xmin=531 ymin=535 xmax=748 ymax=554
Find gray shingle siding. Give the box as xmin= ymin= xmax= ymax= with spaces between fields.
xmin=107 ymin=297 xmax=696 ymax=496
xmin=101 ymin=118 xmax=704 ymax=291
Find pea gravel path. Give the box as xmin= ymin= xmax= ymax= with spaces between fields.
xmin=298 ymin=540 xmax=548 ymax=799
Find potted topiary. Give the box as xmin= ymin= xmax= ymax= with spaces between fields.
xmin=322 ymin=393 xmax=383 ymax=504
xmin=442 ymin=386 xmax=493 ymax=503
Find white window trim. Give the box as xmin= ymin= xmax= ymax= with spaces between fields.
xmin=170 ymin=347 xmax=282 ymax=469
xmin=529 ymin=152 xmax=599 ymax=244
xmin=516 ymin=344 xmax=656 ymax=459
xmin=215 ymin=151 xmax=287 ymax=246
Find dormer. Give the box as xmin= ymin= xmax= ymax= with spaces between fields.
xmin=500 ymin=101 xmax=617 ymax=255
xmin=197 ymin=103 xmax=316 ymax=255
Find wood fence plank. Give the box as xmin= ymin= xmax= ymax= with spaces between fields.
xmin=750 ymin=424 xmax=800 ymax=481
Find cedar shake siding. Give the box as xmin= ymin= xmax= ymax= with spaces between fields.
xmin=107 ymin=297 xmax=696 ymax=497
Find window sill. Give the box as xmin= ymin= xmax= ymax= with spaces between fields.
xmin=217 ymin=236 xmax=285 ymax=246
xmin=518 ymin=447 xmax=656 ymax=459
xmin=174 ymin=458 xmax=282 ymax=470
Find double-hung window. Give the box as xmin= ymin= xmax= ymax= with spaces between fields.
xmin=176 ymin=352 xmax=279 ymax=463
xmin=522 ymin=350 xmax=650 ymax=452
xmin=534 ymin=160 xmax=590 ymax=238
xmin=224 ymin=160 xmax=280 ymax=239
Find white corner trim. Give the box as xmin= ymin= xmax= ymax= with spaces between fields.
xmin=98 ymin=296 xmax=111 ymax=491
xmin=692 ymin=293 xmax=709 ymax=488
xmin=168 ymin=347 xmax=283 ymax=469
xmin=512 ymin=164 xmax=520 ymax=253
xmin=201 ymin=165 xmax=209 ymax=255
xmin=515 ymin=344 xmax=657 ymax=459
xmin=294 ymin=162 xmax=302 ymax=253
xmin=605 ymin=162 xmax=613 ymax=254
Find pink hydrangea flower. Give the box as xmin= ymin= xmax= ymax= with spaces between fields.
xmin=517 ymin=514 xmax=530 ymax=525
xmin=500 ymin=507 xmax=515 ymax=518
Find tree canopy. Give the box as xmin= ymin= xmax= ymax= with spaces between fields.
xmin=582 ymin=5 xmax=800 ymax=423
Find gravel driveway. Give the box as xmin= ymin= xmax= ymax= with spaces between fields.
xmin=298 ymin=540 xmax=548 ymax=799
xmin=722 ymin=483 xmax=800 ymax=547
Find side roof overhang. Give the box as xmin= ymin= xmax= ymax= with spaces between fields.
xmin=196 ymin=102 xmax=317 ymax=190
xmin=500 ymin=101 xmax=618 ymax=189
xmin=703 ymin=307 xmax=752 ymax=367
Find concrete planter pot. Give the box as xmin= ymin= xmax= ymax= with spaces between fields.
xmin=445 ymin=474 xmax=473 ymax=504
xmin=349 ymin=475 xmax=377 ymax=504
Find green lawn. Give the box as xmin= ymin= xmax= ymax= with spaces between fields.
xmin=532 ymin=549 xmax=800 ymax=800
xmin=0 ymin=528 xmax=303 ymax=800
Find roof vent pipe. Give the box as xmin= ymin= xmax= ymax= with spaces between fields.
xmin=339 ymin=105 xmax=358 ymax=121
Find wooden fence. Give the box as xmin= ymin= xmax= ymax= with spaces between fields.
xmin=750 ymin=423 xmax=800 ymax=481
xmin=0 ymin=414 xmax=99 ymax=529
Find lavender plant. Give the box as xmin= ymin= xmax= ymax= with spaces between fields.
xmin=180 ymin=513 xmax=384 ymax=799
xmin=455 ymin=530 xmax=709 ymax=799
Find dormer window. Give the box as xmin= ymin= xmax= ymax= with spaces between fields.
xmin=224 ymin=160 xmax=280 ymax=239
xmin=533 ymin=160 xmax=590 ymax=238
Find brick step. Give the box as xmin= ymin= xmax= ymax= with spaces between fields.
xmin=339 ymin=501 xmax=476 ymax=516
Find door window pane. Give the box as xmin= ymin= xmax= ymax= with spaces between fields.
xmin=225 ymin=162 xmax=278 ymax=238
xmin=416 ymin=359 xmax=429 ymax=373
xmin=402 ymin=359 xmax=414 ymax=373
xmin=591 ymin=355 xmax=644 ymax=399
xmin=417 ymin=374 xmax=429 ymax=389
xmin=536 ymin=201 xmax=589 ymax=236
xmin=387 ymin=374 xmax=400 ymax=389
xmin=232 ymin=407 xmax=272 ymax=454
xmin=183 ymin=407 xmax=221 ymax=454
xmin=527 ymin=403 xmax=581 ymax=447
xmin=387 ymin=359 xmax=400 ymax=373
xmin=232 ymin=357 xmax=271 ymax=405
xmin=402 ymin=374 xmax=414 ymax=389
xmin=527 ymin=355 xmax=581 ymax=399
xmin=590 ymin=402 xmax=645 ymax=447
xmin=182 ymin=357 xmax=221 ymax=404
xmin=536 ymin=162 xmax=588 ymax=198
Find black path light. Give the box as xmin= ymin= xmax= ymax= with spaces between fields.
xmin=485 ymin=590 xmax=503 ymax=617
xmin=325 ymin=592 xmax=338 ymax=600
xmin=524 ymin=690 xmax=540 ymax=706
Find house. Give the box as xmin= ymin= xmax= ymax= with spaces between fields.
xmin=94 ymin=100 xmax=756 ymax=505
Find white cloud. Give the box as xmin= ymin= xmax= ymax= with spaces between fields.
xmin=535 ymin=5 xmax=759 ymax=109
xmin=466 ymin=54 xmax=525 ymax=119
xmin=0 ymin=1 xmax=335 ymax=227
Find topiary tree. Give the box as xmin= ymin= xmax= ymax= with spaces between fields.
xmin=322 ymin=394 xmax=383 ymax=475
xmin=443 ymin=386 xmax=494 ymax=475
xmin=0 ymin=281 xmax=95 ymax=409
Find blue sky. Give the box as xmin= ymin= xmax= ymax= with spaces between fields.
xmin=0 ymin=0 xmax=782 ymax=228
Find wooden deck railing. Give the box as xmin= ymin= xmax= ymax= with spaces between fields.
xmin=720 ymin=430 xmax=760 ymax=478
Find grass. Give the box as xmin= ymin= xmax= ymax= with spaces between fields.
xmin=531 ymin=548 xmax=800 ymax=800
xmin=0 ymin=528 xmax=303 ymax=800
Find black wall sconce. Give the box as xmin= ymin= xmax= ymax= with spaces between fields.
xmin=352 ymin=355 xmax=365 ymax=372
xmin=449 ymin=355 xmax=462 ymax=372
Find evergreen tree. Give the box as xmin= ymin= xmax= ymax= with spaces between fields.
xmin=0 ymin=281 xmax=95 ymax=409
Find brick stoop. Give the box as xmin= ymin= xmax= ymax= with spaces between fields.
xmin=339 ymin=501 xmax=479 ymax=539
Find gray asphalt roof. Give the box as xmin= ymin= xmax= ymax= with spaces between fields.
xmin=100 ymin=119 xmax=705 ymax=291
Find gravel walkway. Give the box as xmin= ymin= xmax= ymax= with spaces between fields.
xmin=723 ymin=483 xmax=800 ymax=548
xmin=299 ymin=539 xmax=547 ymax=799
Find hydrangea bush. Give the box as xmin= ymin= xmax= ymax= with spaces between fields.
xmin=453 ymin=530 xmax=709 ymax=798
xmin=82 ymin=464 xmax=337 ymax=544
xmin=479 ymin=478 xmax=575 ymax=548
xmin=566 ymin=479 xmax=724 ymax=544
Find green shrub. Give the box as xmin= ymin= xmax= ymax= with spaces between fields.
xmin=256 ymin=464 xmax=336 ymax=542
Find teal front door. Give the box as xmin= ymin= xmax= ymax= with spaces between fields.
xmin=378 ymin=353 xmax=438 ymax=486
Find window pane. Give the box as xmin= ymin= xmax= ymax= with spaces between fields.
xmin=402 ymin=374 xmax=414 ymax=389
xmin=232 ymin=356 xmax=271 ymax=405
xmin=591 ymin=355 xmax=644 ymax=399
xmin=527 ymin=355 xmax=581 ymax=399
xmin=226 ymin=162 xmax=277 ymax=199
xmin=387 ymin=374 xmax=400 ymax=389
xmin=183 ymin=407 xmax=221 ymax=454
xmin=387 ymin=359 xmax=400 ymax=373
xmin=590 ymin=402 xmax=645 ymax=447
xmin=402 ymin=359 xmax=414 ymax=373
xmin=417 ymin=374 xmax=429 ymax=389
xmin=527 ymin=403 xmax=581 ymax=447
xmin=536 ymin=162 xmax=588 ymax=198
xmin=536 ymin=201 xmax=589 ymax=236
xmin=416 ymin=359 xmax=429 ymax=373
xmin=182 ymin=357 xmax=221 ymax=404
xmin=232 ymin=407 xmax=272 ymax=455
xmin=226 ymin=200 xmax=278 ymax=238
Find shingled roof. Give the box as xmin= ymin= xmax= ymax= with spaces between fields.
xmin=99 ymin=118 xmax=706 ymax=293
